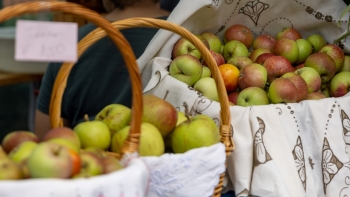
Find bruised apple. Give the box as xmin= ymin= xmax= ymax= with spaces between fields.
xmin=263 ymin=56 xmax=295 ymax=83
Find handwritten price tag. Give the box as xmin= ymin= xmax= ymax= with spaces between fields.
xmin=15 ymin=20 xmax=78 ymax=62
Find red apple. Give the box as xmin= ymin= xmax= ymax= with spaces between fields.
xmin=228 ymin=90 xmax=241 ymax=105
xmin=1 ymin=131 xmax=39 ymax=154
xmin=304 ymin=52 xmax=336 ymax=83
xmin=224 ymin=24 xmax=254 ymax=49
xmin=238 ymin=63 xmax=267 ymax=90
xmin=263 ymin=55 xmax=296 ymax=83
xmin=273 ymin=38 xmax=299 ymax=64
xmin=276 ymin=27 xmax=302 ymax=41
xmin=43 ymin=127 xmax=81 ymax=150
xmin=255 ymin=53 xmax=275 ymax=65
xmin=252 ymin=34 xmax=276 ymax=50
xmin=319 ymin=44 xmax=345 ymax=73
xmin=248 ymin=48 xmax=272 ymax=62
xmin=329 ymin=71 xmax=350 ymax=97
xmin=295 ymin=63 xmax=305 ymax=69
xmin=268 ymin=72 xmax=308 ymax=104
xmin=202 ymin=50 xmax=225 ymax=67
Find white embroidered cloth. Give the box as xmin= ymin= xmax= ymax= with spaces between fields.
xmin=0 ymin=158 xmax=150 ymax=197
xmin=136 ymin=0 xmax=350 ymax=196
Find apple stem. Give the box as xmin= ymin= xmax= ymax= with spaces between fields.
xmin=163 ymin=90 xmax=169 ymax=100
xmin=183 ymin=102 xmax=191 ymax=122
xmin=84 ymin=114 xmax=90 ymax=122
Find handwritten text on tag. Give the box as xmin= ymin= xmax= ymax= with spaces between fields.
xmin=15 ymin=20 xmax=78 ymax=62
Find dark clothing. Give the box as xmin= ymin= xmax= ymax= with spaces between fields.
xmin=37 ymin=21 xmax=163 ymax=127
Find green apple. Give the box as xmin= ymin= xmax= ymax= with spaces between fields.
xmin=0 ymin=158 xmax=23 ymax=180
xmin=1 ymin=131 xmax=39 ymax=153
xmin=295 ymin=67 xmax=321 ymax=93
xmin=295 ymin=38 xmax=313 ymax=64
xmin=237 ymin=87 xmax=269 ymax=106
xmin=0 ymin=145 xmax=6 ymax=158
xmin=226 ymin=56 xmax=253 ymax=70
xmin=201 ymin=66 xmax=211 ymax=78
xmin=171 ymin=114 xmax=220 ymax=153
xmin=164 ymin=111 xmax=187 ymax=149
xmin=304 ymin=52 xmax=336 ymax=83
xmin=73 ymin=116 xmax=111 ymax=150
xmin=111 ymin=122 xmax=165 ymax=156
xmin=171 ymin=37 xmax=201 ymax=59
xmin=169 ymin=54 xmax=203 ymax=86
xmin=341 ymin=56 xmax=350 ymax=72
xmin=306 ymin=34 xmax=327 ymax=53
xmin=319 ymin=44 xmax=345 ymax=73
xmin=95 ymin=104 xmax=131 ymax=136
xmin=27 ymin=141 xmax=72 ymax=178
xmin=329 ymin=71 xmax=350 ymax=97
xmin=102 ymin=155 xmax=123 ymax=174
xmin=201 ymin=31 xmax=223 ymax=53
xmin=223 ymin=40 xmax=249 ymax=62
xmin=142 ymin=94 xmax=178 ymax=138
xmin=73 ymin=152 xmax=103 ymax=178
xmin=193 ymin=77 xmax=219 ymax=102
xmin=273 ymin=38 xmax=299 ymax=64
xmin=43 ymin=127 xmax=81 ymax=151
xmin=321 ymin=82 xmax=331 ymax=98
xmin=8 ymin=141 xmax=37 ymax=164
xmin=238 ymin=63 xmax=267 ymax=90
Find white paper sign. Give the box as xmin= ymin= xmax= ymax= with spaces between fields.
xmin=15 ymin=20 xmax=78 ymax=62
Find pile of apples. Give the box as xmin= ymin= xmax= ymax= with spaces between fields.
xmin=0 ymin=94 xmax=221 ymax=181
xmin=169 ymin=24 xmax=350 ymax=106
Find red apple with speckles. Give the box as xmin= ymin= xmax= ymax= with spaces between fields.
xmin=263 ymin=56 xmax=296 ymax=83
xmin=224 ymin=24 xmax=254 ymax=49
xmin=252 ymin=34 xmax=276 ymax=50
xmin=276 ymin=27 xmax=302 ymax=41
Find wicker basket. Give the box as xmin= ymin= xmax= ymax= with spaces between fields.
xmin=54 ymin=17 xmax=235 ymax=197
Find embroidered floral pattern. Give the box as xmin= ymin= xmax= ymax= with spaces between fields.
xmin=254 ymin=117 xmax=272 ymax=166
xmin=238 ymin=0 xmax=269 ymax=25
xmin=293 ymin=136 xmax=306 ymax=190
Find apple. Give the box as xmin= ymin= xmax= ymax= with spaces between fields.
xmin=171 ymin=37 xmax=201 ymax=59
xmin=268 ymin=72 xmax=308 ymax=104
xmin=329 ymin=71 xmax=350 ymax=97
xmin=307 ymin=92 xmax=326 ymax=100
xmin=172 ymin=114 xmax=220 ymax=153
xmin=73 ymin=115 xmax=111 ymax=150
xmin=201 ymin=31 xmax=223 ymax=53
xmin=142 ymin=94 xmax=178 ymax=138
xmin=193 ymin=77 xmax=219 ymax=102
xmin=169 ymin=54 xmax=203 ymax=86
xmin=196 ymin=34 xmax=210 ymax=51
xmin=95 ymin=104 xmax=131 ymax=136
xmin=295 ymin=67 xmax=322 ymax=93
xmin=248 ymin=48 xmax=272 ymax=62
xmin=8 ymin=141 xmax=37 ymax=164
xmin=273 ymin=38 xmax=299 ymax=64
xmin=81 ymin=147 xmax=107 ymax=159
xmin=295 ymin=38 xmax=313 ymax=64
xmin=111 ymin=122 xmax=164 ymax=156
xmin=304 ymin=52 xmax=336 ymax=83
xmin=0 ymin=145 xmax=6 ymax=158
xmin=228 ymin=90 xmax=241 ymax=105
xmin=306 ymin=34 xmax=327 ymax=53
xmin=252 ymin=34 xmax=276 ymax=50
xmin=223 ymin=40 xmax=249 ymax=62
xmin=27 ymin=141 xmax=72 ymax=178
xmin=319 ymin=44 xmax=345 ymax=73
xmin=341 ymin=56 xmax=350 ymax=72
xmin=276 ymin=27 xmax=302 ymax=41
xmin=202 ymin=50 xmax=225 ymax=67
xmin=237 ymin=87 xmax=269 ymax=106
xmin=295 ymin=63 xmax=305 ymax=69
xmin=238 ymin=63 xmax=267 ymax=90
xmin=201 ymin=66 xmax=211 ymax=78
xmin=255 ymin=53 xmax=275 ymax=65
xmin=226 ymin=56 xmax=253 ymax=70
xmin=263 ymin=55 xmax=296 ymax=83
xmin=224 ymin=24 xmax=254 ymax=49
xmin=48 ymin=138 xmax=80 ymax=153
xmin=218 ymin=64 xmax=240 ymax=92
xmin=102 ymin=155 xmax=123 ymax=174
xmin=164 ymin=111 xmax=187 ymax=149
xmin=0 ymin=158 xmax=23 ymax=180
xmin=73 ymin=151 xmax=103 ymax=178
xmin=321 ymin=82 xmax=331 ymax=98
xmin=43 ymin=127 xmax=81 ymax=150
xmin=1 ymin=131 xmax=39 ymax=153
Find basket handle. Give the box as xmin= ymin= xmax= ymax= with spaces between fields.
xmin=0 ymin=1 xmax=142 ymax=156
